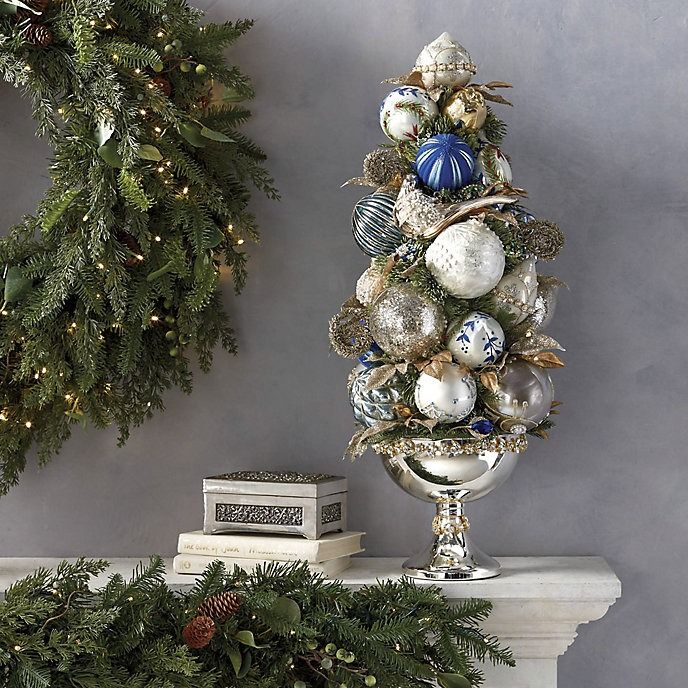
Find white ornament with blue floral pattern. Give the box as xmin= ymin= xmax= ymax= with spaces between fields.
xmin=379 ymin=86 xmax=439 ymax=142
xmin=447 ymin=311 xmax=505 ymax=370
xmin=414 ymin=362 xmax=477 ymax=423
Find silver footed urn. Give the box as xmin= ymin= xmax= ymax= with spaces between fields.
xmin=375 ymin=435 xmax=527 ymax=580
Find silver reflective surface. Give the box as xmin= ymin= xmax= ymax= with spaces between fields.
xmin=380 ymin=439 xmax=520 ymax=580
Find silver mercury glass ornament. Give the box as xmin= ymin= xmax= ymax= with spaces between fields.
xmin=486 ymin=359 xmax=554 ymax=432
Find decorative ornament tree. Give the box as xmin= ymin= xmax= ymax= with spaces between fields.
xmin=331 ymin=33 xmax=566 ymax=580
xmin=0 ymin=0 xmax=277 ymax=495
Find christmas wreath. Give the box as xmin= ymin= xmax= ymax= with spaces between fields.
xmin=0 ymin=557 xmax=514 ymax=688
xmin=0 ymin=0 xmax=276 ymax=495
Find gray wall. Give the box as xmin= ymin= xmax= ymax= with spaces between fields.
xmin=1 ymin=0 xmax=686 ymax=685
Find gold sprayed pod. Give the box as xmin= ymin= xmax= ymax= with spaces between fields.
xmin=442 ymin=88 xmax=487 ymax=129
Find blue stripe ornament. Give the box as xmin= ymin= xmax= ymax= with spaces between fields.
xmin=414 ymin=133 xmax=476 ymax=191
xmin=351 ymin=192 xmax=404 ymax=257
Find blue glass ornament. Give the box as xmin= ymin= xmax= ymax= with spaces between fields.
xmin=351 ymin=192 xmax=404 ymax=257
xmin=470 ymin=419 xmax=494 ymax=435
xmin=414 ymin=133 xmax=475 ymax=191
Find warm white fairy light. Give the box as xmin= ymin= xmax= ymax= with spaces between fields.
xmin=135 ymin=254 xmax=144 ymax=261
xmin=157 ymin=166 xmax=165 ymax=173
xmin=0 ymin=412 xmax=7 ymax=422
xmin=41 ymin=367 xmax=47 ymax=374
xmin=154 ymin=126 xmax=162 ymax=133
xmin=154 ymin=235 xmax=161 ymax=242
xmin=83 ymin=214 xmax=89 ymax=221
xmin=24 ymin=421 xmax=32 ymax=429
xmin=182 ymin=186 xmax=189 ymax=195
xmin=150 ymin=315 xmax=160 ymax=322
xmin=97 ymin=262 xmax=105 ymax=270
xmin=237 ymin=239 xmax=245 ymax=245
xmin=140 ymin=109 xmax=147 ymax=116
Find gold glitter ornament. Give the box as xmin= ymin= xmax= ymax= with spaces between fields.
xmin=369 ymin=284 xmax=446 ymax=360
xmin=442 ymin=88 xmax=487 ymax=129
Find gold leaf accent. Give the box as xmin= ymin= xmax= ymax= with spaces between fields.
xmin=510 ymin=333 xmax=565 ymax=356
xmin=480 ymin=371 xmax=500 ymax=393
xmin=522 ymin=351 xmax=566 ymax=368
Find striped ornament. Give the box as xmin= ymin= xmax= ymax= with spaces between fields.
xmin=414 ymin=133 xmax=475 ymax=191
xmin=351 ymin=192 xmax=404 ymax=257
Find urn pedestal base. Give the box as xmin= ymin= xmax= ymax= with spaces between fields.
xmin=403 ymin=499 xmax=500 ymax=580
xmin=377 ymin=436 xmax=526 ymax=581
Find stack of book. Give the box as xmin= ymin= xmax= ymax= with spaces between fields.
xmin=173 ymin=530 xmax=364 ymax=577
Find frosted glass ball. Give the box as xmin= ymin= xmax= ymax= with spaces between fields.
xmin=492 ymin=257 xmax=538 ymax=324
xmin=447 ymin=311 xmax=505 ymax=369
xmin=414 ymin=362 xmax=477 ymax=423
xmin=425 ymin=219 xmax=505 ymax=298
xmin=379 ymin=86 xmax=439 ymax=142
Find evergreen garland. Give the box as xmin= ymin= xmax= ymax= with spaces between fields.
xmin=0 ymin=557 xmax=514 ymax=688
xmin=0 ymin=0 xmax=276 ymax=495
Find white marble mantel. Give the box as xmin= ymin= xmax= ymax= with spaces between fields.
xmin=0 ymin=556 xmax=620 ymax=688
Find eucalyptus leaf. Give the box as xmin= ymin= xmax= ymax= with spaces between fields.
xmin=137 ymin=144 xmax=163 ymax=162
xmin=96 ymin=119 xmax=115 ymax=146
xmin=194 ymin=253 xmax=210 ymax=280
xmin=4 ymin=267 xmax=32 ymax=303
xmin=228 ymin=647 xmax=241 ymax=676
xmin=234 ymin=630 xmax=264 ymax=648
xmin=238 ymin=651 xmax=252 ymax=679
xmin=178 ymin=122 xmax=206 ymax=148
xmin=97 ymin=139 xmax=123 ymax=168
xmin=206 ymin=226 xmax=225 ymax=249
xmin=437 ymin=673 xmax=471 ymax=688
xmin=270 ymin=596 xmax=301 ymax=626
xmin=200 ymin=126 xmax=233 ymax=143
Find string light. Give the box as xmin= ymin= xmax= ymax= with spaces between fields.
xmin=134 ymin=68 xmax=141 ymax=74
xmin=83 ymin=214 xmax=89 ymax=221
xmin=41 ymin=367 xmax=47 ymax=374
xmin=65 ymin=394 xmax=72 ymax=401
xmin=154 ymin=235 xmax=161 ymax=242
xmin=24 ymin=421 xmax=32 ymax=429
xmin=112 ymin=53 xmax=119 ymax=61
xmin=156 ymin=31 xmax=165 ymax=37
xmin=1 ymin=310 xmax=8 ymax=316
xmin=157 ymin=166 xmax=165 ymax=173
xmin=24 ymin=65 xmax=31 ymax=72
xmin=89 ymin=19 xmax=96 ymax=26
xmin=150 ymin=315 xmax=160 ymax=322
xmin=0 ymin=412 xmax=8 ymax=422
xmin=97 ymin=262 xmax=105 ymax=270
xmin=154 ymin=126 xmax=162 ymax=133
xmin=140 ymin=109 xmax=147 ymax=116
xmin=135 ymin=254 xmax=144 ymax=261
xmin=182 ymin=186 xmax=189 ymax=195
xmin=237 ymin=239 xmax=245 ymax=245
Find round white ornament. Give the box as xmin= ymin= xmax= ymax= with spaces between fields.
xmin=447 ymin=311 xmax=505 ymax=369
xmin=425 ymin=218 xmax=505 ymax=298
xmin=379 ymin=86 xmax=439 ymax=142
xmin=492 ymin=257 xmax=538 ymax=324
xmin=414 ymin=362 xmax=477 ymax=423
xmin=475 ymin=146 xmax=513 ymax=185
xmin=414 ymin=32 xmax=474 ymax=91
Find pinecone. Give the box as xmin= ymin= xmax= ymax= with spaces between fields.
xmin=151 ymin=76 xmax=172 ymax=98
xmin=182 ymin=615 xmax=216 ymax=649
xmin=515 ymin=220 xmax=565 ymax=260
xmin=196 ymin=591 xmax=243 ymax=622
xmin=24 ymin=23 xmax=53 ymax=47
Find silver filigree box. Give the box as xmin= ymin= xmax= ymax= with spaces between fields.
xmin=203 ymin=471 xmax=347 ymax=539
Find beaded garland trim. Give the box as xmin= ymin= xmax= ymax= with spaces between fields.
xmin=414 ymin=61 xmax=477 ymax=74
xmin=373 ymin=435 xmax=528 ymax=458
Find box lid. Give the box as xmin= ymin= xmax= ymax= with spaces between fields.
xmin=203 ymin=471 xmax=347 ymax=498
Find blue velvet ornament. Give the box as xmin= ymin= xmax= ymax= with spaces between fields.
xmin=351 ymin=192 xmax=404 ymax=257
xmin=414 ymin=133 xmax=475 ymax=191
xmin=470 ymin=419 xmax=494 ymax=435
